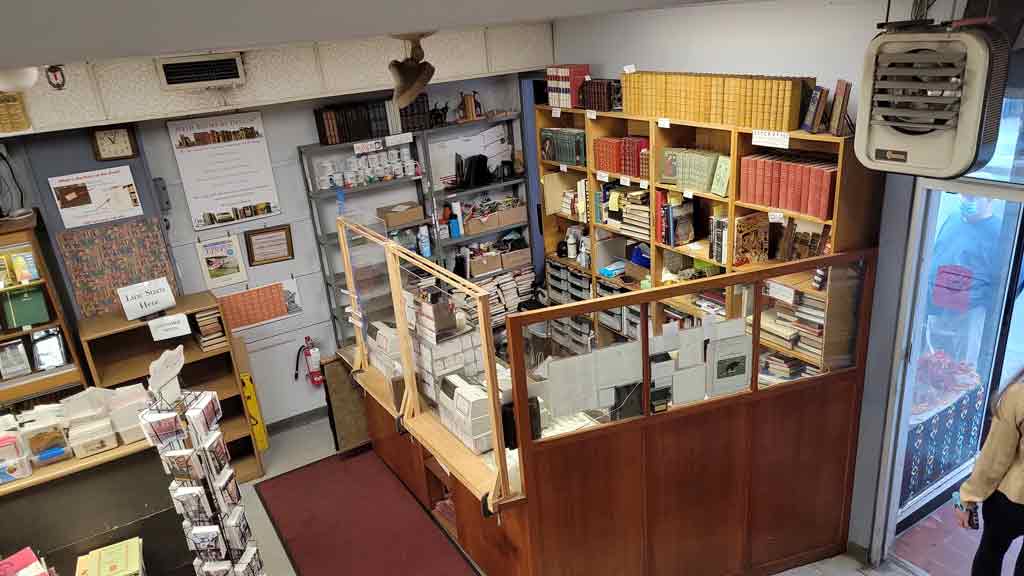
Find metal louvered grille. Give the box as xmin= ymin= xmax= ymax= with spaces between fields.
xmin=161 ymin=59 xmax=241 ymax=85
xmin=871 ymin=49 xmax=965 ymax=134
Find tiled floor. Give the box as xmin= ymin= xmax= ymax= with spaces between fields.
xmin=242 ymin=415 xmax=915 ymax=576
xmin=894 ymin=503 xmax=1022 ymax=575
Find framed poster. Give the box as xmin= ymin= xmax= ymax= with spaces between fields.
xmin=196 ymin=236 xmax=247 ymax=289
xmin=243 ymin=224 xmax=294 ymax=266
xmin=48 ymin=166 xmax=142 ymax=228
xmin=167 ymin=112 xmax=280 ymax=230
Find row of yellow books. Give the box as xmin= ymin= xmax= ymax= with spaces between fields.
xmin=622 ymin=71 xmax=809 ymax=131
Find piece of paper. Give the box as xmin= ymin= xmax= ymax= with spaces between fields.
xmin=353 ymin=138 xmax=385 ymax=154
xmin=752 ymin=130 xmax=791 ymax=149
xmin=683 ymin=190 xmax=694 ymax=199
xmin=197 ymin=235 xmax=248 ymax=289
xmin=714 ymin=318 xmax=745 ymax=340
xmin=48 ymin=166 xmax=143 ymax=228
xmin=619 ymin=176 xmax=631 ymax=186
xmin=673 ymin=364 xmax=707 ymax=405
xmin=560 ymin=164 xmax=568 ymax=172
xmin=596 ymin=171 xmax=609 ymax=183
xmin=657 ymin=118 xmax=671 ymax=128
xmin=117 ymin=277 xmax=176 ymax=320
xmin=148 ymin=313 xmax=191 ymax=341
xmin=639 ymin=179 xmax=649 ymax=190
xmin=168 ymin=112 xmax=281 ymax=230
xmin=677 ymin=326 xmax=705 ymax=368
xmin=586 ymin=110 xmax=597 ymax=120
xmin=623 ymin=64 xmax=637 ymax=74
xmin=708 ymin=335 xmax=752 ymax=397
xmin=768 ymin=211 xmax=786 ymax=224
xmin=551 ymin=107 xmax=562 ymax=118
xmin=608 ymin=190 xmax=621 ymax=211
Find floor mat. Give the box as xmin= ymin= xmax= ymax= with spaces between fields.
xmin=255 ymin=450 xmax=476 ymax=576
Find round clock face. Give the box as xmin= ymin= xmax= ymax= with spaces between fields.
xmin=95 ymin=128 xmax=134 ymax=159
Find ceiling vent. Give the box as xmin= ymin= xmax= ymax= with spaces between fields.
xmin=156 ymin=53 xmax=246 ymax=91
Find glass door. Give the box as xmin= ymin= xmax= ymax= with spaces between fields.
xmin=892 ymin=180 xmax=1022 ymax=528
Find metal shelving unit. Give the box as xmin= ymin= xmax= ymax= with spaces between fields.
xmin=299 ymin=112 xmax=531 ymax=348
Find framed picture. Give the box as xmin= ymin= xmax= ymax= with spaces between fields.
xmin=196 ymin=235 xmax=247 ymax=290
xmin=243 ymin=224 xmax=294 ymax=266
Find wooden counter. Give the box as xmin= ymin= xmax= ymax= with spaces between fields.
xmin=0 ymin=440 xmax=151 ymax=498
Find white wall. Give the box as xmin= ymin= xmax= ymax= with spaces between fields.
xmin=553 ymin=0 xmax=948 ymax=557
xmin=139 ymin=74 xmax=521 ymax=424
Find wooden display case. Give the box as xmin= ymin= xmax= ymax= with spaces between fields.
xmin=0 ymin=216 xmax=85 ymax=405
xmin=78 ymin=291 xmax=265 ymax=482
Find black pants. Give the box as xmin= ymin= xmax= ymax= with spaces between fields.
xmin=973 ymin=491 xmax=1024 ymax=575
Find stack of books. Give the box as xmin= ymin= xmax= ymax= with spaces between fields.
xmin=622 ymin=71 xmax=807 ymax=130
xmin=657 ymin=195 xmax=694 ymax=247
xmin=398 ymin=93 xmax=430 ymax=132
xmin=559 ymin=185 xmax=587 ymax=222
xmin=540 ymin=128 xmax=587 ymax=166
xmin=514 ymin=269 xmax=536 ymax=302
xmin=659 ymin=148 xmax=729 ymax=196
xmin=733 ymin=212 xmax=770 ymax=266
xmin=546 ymin=64 xmax=590 ymax=108
xmin=793 ymin=291 xmax=826 ymax=359
xmin=194 ymin=309 xmax=228 ymax=352
xmin=620 ymin=190 xmax=651 ymax=241
xmin=580 ymin=79 xmax=623 ymax=112
xmin=738 ymin=154 xmax=838 ymax=219
xmin=621 ymin=137 xmax=650 ymax=179
xmin=694 ymin=289 xmax=726 ymax=316
xmin=758 ymin=352 xmax=808 ymax=386
xmin=779 ymin=220 xmax=831 ymax=262
xmin=594 ymin=137 xmax=624 ymax=174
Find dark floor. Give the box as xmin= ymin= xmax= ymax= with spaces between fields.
xmin=894 ymin=504 xmax=1022 ymax=575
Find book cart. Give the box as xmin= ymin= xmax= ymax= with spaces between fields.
xmin=535 ymin=81 xmax=882 ymax=381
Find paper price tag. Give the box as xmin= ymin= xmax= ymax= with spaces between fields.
xmin=683 ymin=190 xmax=694 ymax=199
xmin=639 ymin=179 xmax=649 ymax=190
xmin=752 ymin=130 xmax=790 ymax=149
xmin=551 ymin=107 xmax=562 ymax=118
xmin=657 ymin=118 xmax=671 ymax=129
xmin=596 ymin=171 xmax=609 ymax=182
xmin=618 ymin=176 xmax=630 ymax=186
xmin=586 ymin=109 xmax=597 ymax=120
xmin=623 ymin=64 xmax=637 ymax=74
xmin=559 ymin=164 xmax=568 ymax=173
xmin=585 ymin=75 xmax=592 ymax=81
xmin=768 ymin=211 xmax=786 ymax=224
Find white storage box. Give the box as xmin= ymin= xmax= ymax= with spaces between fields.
xmin=116 ymin=423 xmax=146 ymax=445
xmin=69 ymin=419 xmax=118 ymax=459
xmin=0 ymin=454 xmax=31 ymax=484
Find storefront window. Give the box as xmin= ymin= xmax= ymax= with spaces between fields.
xmin=968 ymin=98 xmax=1024 ymax=185
xmin=898 ymin=187 xmax=1021 ymax=513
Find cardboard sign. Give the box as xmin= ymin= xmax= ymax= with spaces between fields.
xmin=117 ymin=277 xmax=176 ymax=321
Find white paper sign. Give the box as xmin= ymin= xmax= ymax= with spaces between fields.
xmin=48 ymin=166 xmax=143 ymax=228
xmin=639 ymin=180 xmax=649 ymax=190
xmin=167 ymin=112 xmax=281 ymax=231
xmin=148 ymin=313 xmax=192 ymax=341
xmin=586 ymin=110 xmax=598 ymax=120
xmin=551 ymin=108 xmax=562 ymax=118
xmin=559 ymin=164 xmax=568 ymax=173
xmin=118 ymin=277 xmax=176 ymax=321
xmin=623 ymin=64 xmax=637 ymax=74
xmin=596 ymin=171 xmax=610 ymax=182
xmin=619 ymin=176 xmax=631 ymax=186
xmin=752 ymin=130 xmax=791 ymax=149
xmin=657 ymin=118 xmax=671 ymax=128
xmin=768 ymin=211 xmax=786 ymax=224
xmin=683 ymin=190 xmax=694 ymax=199
xmin=384 ymin=132 xmax=413 ymax=147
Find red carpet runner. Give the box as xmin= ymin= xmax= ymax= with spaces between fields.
xmin=256 ymin=451 xmax=477 ymax=576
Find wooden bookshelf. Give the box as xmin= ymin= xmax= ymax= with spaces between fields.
xmin=78 ymin=290 xmax=266 ymax=481
xmin=0 ymin=216 xmax=85 ymax=405
xmin=534 ymin=103 xmax=882 ymax=362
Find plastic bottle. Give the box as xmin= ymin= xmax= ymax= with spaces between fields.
xmin=567 ymin=234 xmax=577 ymax=259
xmin=331 ymin=175 xmax=345 ymax=216
xmin=417 ymin=225 xmax=432 ymax=258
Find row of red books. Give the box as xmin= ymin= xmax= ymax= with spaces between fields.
xmin=593 ymin=136 xmax=650 ymax=178
xmin=739 ymin=154 xmax=837 ymax=220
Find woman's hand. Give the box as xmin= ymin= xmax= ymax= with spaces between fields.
xmin=954 ymin=506 xmax=973 ymax=529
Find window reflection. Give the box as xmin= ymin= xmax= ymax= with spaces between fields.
xmin=968 ymin=98 xmax=1023 ymax=184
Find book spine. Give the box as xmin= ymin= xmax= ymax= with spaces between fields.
xmin=771 ymin=158 xmax=782 ymax=208
xmin=780 ymin=160 xmax=790 ymax=212
xmin=800 ymin=164 xmax=813 ymax=215
xmin=740 ymin=156 xmax=750 ymax=202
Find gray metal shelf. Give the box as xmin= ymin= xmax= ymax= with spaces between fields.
xmin=438 ymin=221 xmax=529 ymax=247
xmin=434 ymin=177 xmax=526 ymax=201
xmin=308 ymin=175 xmax=423 ymax=200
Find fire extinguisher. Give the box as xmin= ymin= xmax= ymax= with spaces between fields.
xmin=294 ymin=336 xmax=324 ymax=387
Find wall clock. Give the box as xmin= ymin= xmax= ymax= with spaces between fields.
xmin=92 ymin=126 xmax=137 ymax=161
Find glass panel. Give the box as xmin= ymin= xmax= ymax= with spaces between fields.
xmin=898 ymin=187 xmax=1021 ymax=512
xmin=755 ymin=262 xmax=865 ymax=388
xmin=967 ymin=97 xmax=1024 ymax=185
xmin=999 ymin=276 xmax=1024 ymax=388
xmin=524 ymin=306 xmax=644 ymax=442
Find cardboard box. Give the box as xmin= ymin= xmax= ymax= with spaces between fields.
xmin=464 ymin=214 xmax=502 ymax=236
xmin=470 ymin=254 xmax=502 ymax=277
xmin=499 ymin=205 xmax=527 ymax=227
xmin=376 ymin=202 xmax=425 ymax=229
xmin=501 ymin=248 xmax=531 ymax=269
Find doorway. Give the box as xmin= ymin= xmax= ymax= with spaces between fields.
xmin=886 ymin=176 xmax=1024 ymax=574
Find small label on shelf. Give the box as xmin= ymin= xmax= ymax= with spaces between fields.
xmin=596 ymin=171 xmax=609 ymax=182
xmin=683 ymin=190 xmax=694 ymax=199
xmin=559 ymin=164 xmax=568 ymax=173
xmin=384 ymin=132 xmax=413 ymax=147
xmin=768 ymin=211 xmax=786 ymax=224
xmin=657 ymin=118 xmax=671 ymax=128
xmin=639 ymin=179 xmax=649 ymax=190
xmin=619 ymin=176 xmax=630 ymax=186
xmin=586 ymin=109 xmax=597 ymax=120
xmin=551 ymin=107 xmax=562 ymax=118
xmin=752 ymin=130 xmax=790 ymax=149
xmin=585 ymin=75 xmax=592 ymax=81
xmin=623 ymin=64 xmax=637 ymax=74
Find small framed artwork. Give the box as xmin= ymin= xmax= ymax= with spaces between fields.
xmin=243 ymin=224 xmax=294 ymax=266
xmin=92 ymin=125 xmax=138 ymax=161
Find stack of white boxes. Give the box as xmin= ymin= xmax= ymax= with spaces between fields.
xmin=404 ymin=289 xmax=485 ymax=404
xmin=438 ymin=374 xmax=493 ymax=455
xmin=366 ymin=321 xmax=403 ymax=381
